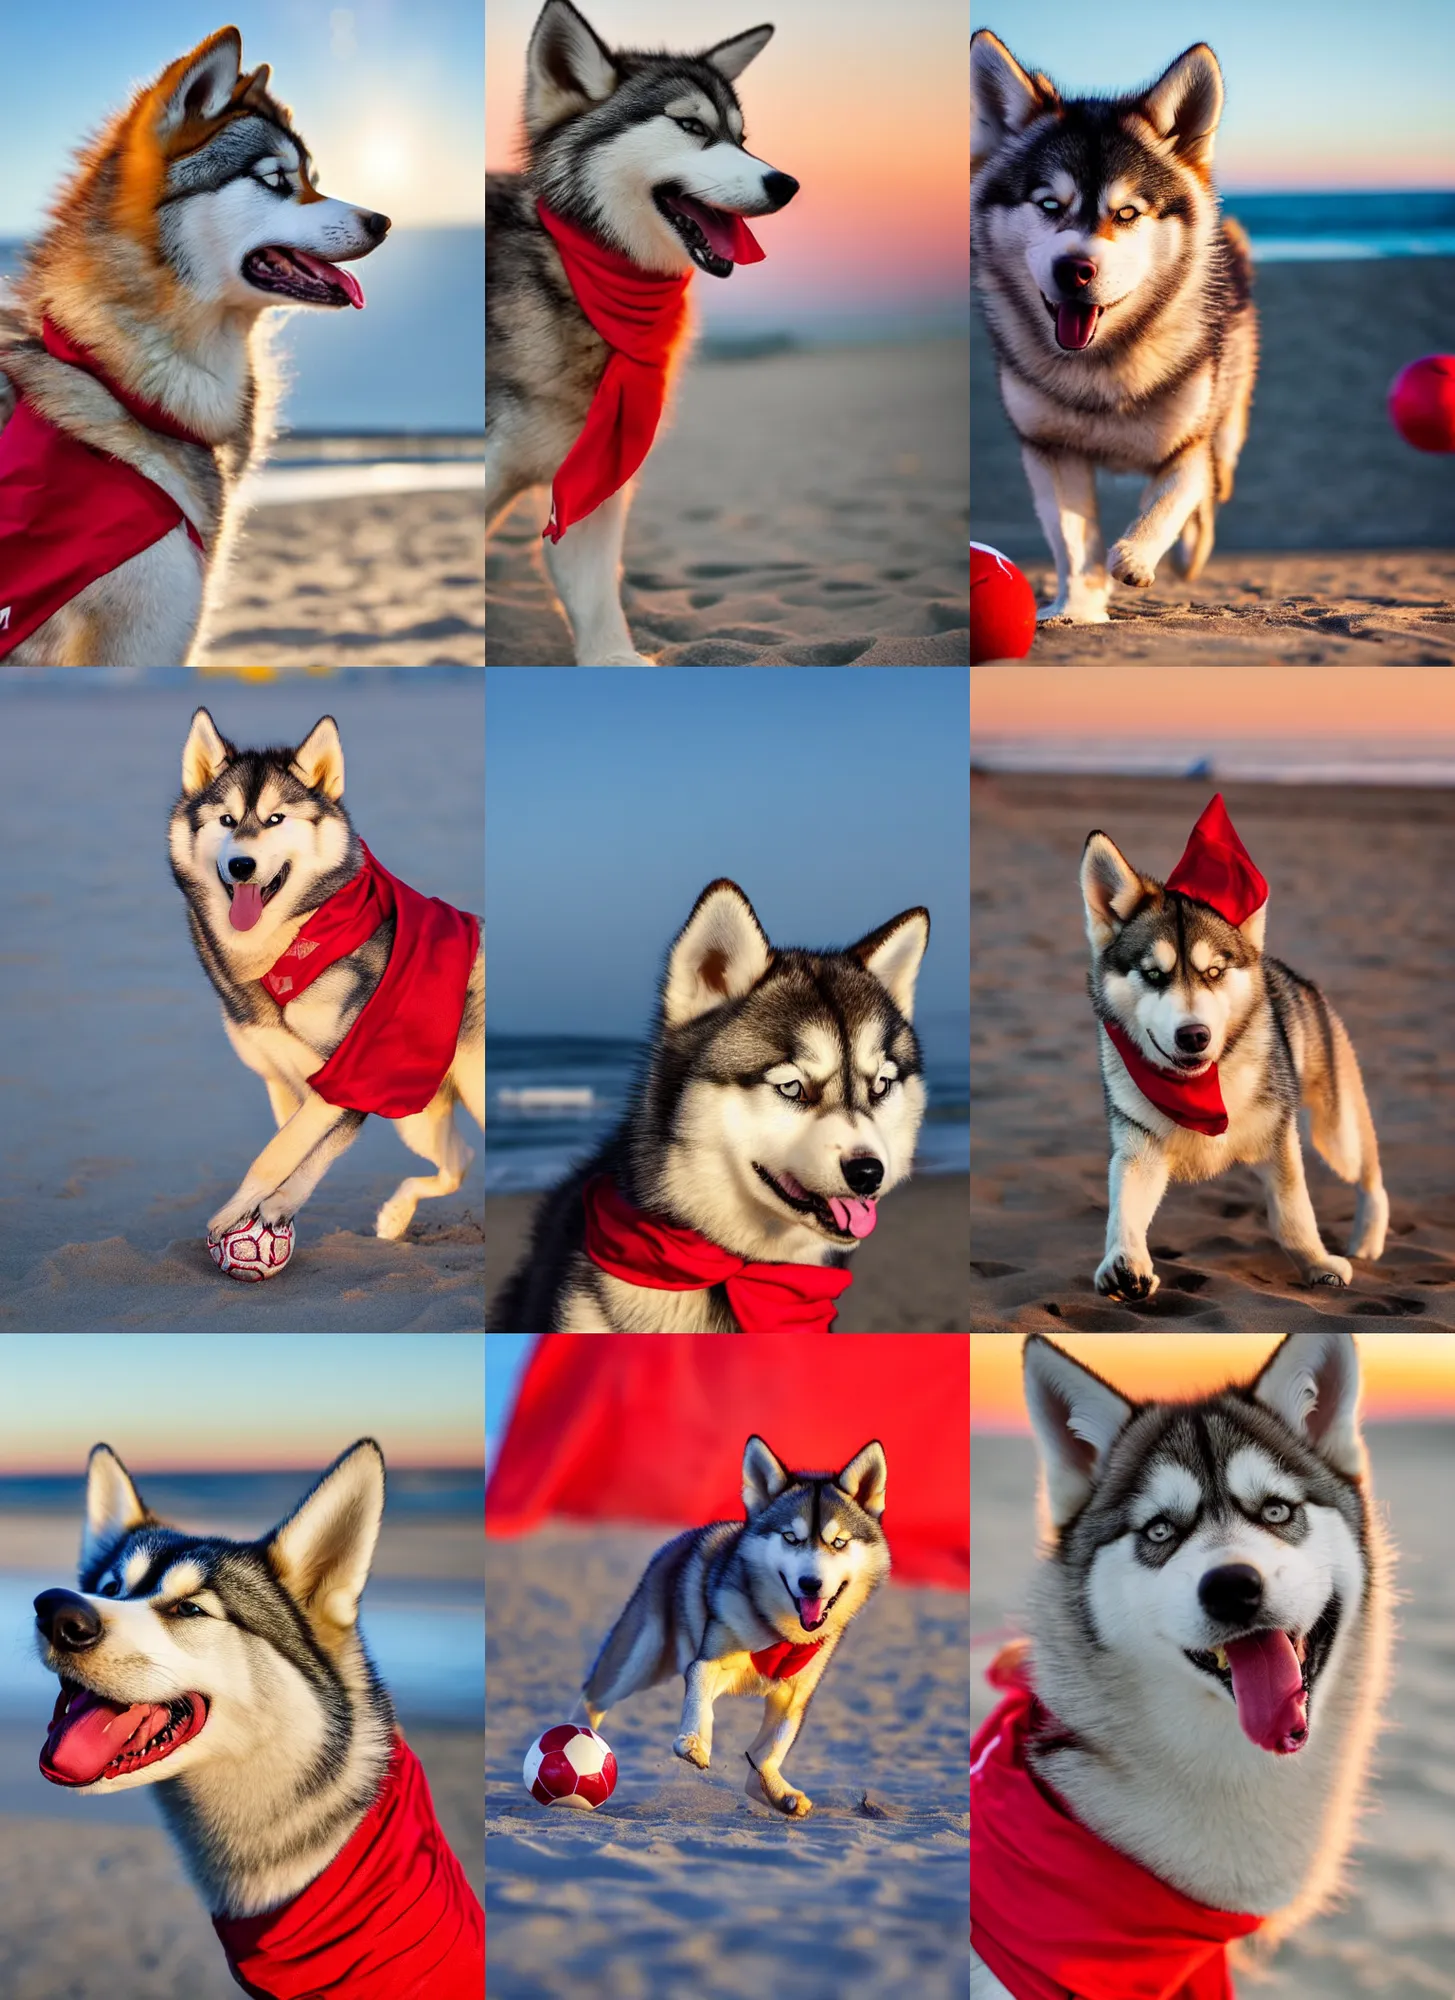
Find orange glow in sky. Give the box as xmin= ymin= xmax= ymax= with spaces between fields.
xmin=972 ymin=1335 xmax=1455 ymax=1432
xmin=971 ymin=667 xmax=1455 ymax=741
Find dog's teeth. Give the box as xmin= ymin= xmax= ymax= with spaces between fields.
xmin=1213 ymin=1645 xmax=1228 ymax=1670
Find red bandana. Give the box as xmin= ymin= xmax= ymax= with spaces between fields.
xmin=0 ymin=320 xmax=207 ymax=658
xmin=261 ymin=844 xmax=479 ymax=1120
xmin=972 ymin=1655 xmax=1262 ymax=2000
xmin=213 ymin=1736 xmax=483 ymax=2000
xmin=1102 ymin=1019 xmax=1230 ymax=1137
xmin=537 ymin=201 xmax=761 ymax=542
xmin=581 ymin=1175 xmax=852 ymax=1333
xmin=749 ymin=1639 xmax=825 ymax=1680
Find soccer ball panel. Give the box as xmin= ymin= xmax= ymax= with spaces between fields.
xmin=522 ymin=1725 xmax=616 ymax=1809
xmin=209 ymin=1215 xmax=294 ymax=1281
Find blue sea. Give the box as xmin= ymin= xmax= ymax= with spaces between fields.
xmin=1226 ymin=190 xmax=1455 ymax=261
xmin=487 ymin=1012 xmax=970 ymax=1194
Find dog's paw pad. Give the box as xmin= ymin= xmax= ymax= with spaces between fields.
xmin=1308 ymin=1261 xmax=1353 ymax=1288
xmin=1109 ymin=543 xmax=1156 ymax=588
xmin=674 ymin=1734 xmax=710 ymax=1769
xmin=775 ymin=1790 xmax=812 ymax=1816
xmin=1095 ymin=1257 xmax=1159 ymax=1300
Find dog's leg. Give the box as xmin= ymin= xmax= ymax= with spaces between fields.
xmin=208 ymin=1095 xmax=365 ymax=1240
xmin=1096 ymin=1135 xmax=1170 ymax=1298
xmin=264 ymin=1077 xmax=306 ymax=1130
xmin=1020 ymin=445 xmax=1109 ymax=623
xmin=1256 ymin=1118 xmax=1353 ymax=1287
xmin=1304 ymin=1010 xmax=1388 ymax=1262
xmin=376 ymin=1098 xmax=473 ymax=1240
xmin=674 ymin=1658 xmax=729 ymax=1769
xmin=544 ymin=490 xmax=652 ymax=664
xmin=743 ymin=1682 xmax=813 ymax=1817
xmin=1110 ymin=444 xmax=1210 ymax=590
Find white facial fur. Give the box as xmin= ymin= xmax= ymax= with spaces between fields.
xmin=169 ymin=175 xmax=385 ymax=314
xmin=584 ymin=121 xmax=791 ymax=275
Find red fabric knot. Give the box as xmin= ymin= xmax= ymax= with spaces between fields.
xmin=971 ymin=1654 xmax=1262 ymax=2000
xmin=260 ymin=843 xmax=478 ymax=1119
xmin=749 ymin=1639 xmax=825 ymax=1680
xmin=581 ymin=1175 xmax=852 ymax=1333
xmin=1166 ymin=794 xmax=1268 ymax=927
xmin=213 ymin=1735 xmax=483 ymax=1999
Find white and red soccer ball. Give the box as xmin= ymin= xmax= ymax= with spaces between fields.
xmin=523 ymin=1724 xmax=617 ymax=1810
xmin=209 ymin=1215 xmax=295 ymax=1281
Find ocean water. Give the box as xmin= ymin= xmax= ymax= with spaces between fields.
xmin=1227 ymin=190 xmax=1455 ymax=262
xmin=486 ymin=1013 xmax=970 ymax=1194
xmin=971 ymin=742 xmax=1455 ymax=787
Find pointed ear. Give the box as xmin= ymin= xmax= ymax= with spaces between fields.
xmin=156 ymin=27 xmax=244 ymax=137
xmin=850 ymin=908 xmax=929 ymax=1021
xmin=1023 ymin=1336 xmax=1134 ymax=1529
xmin=1253 ymin=1334 xmax=1365 ymax=1480
xmin=82 ymin=1445 xmax=153 ymax=1575
xmin=663 ymin=879 xmax=772 ymax=1026
xmin=237 ymin=63 xmax=273 ymax=109
xmin=290 ymin=716 xmax=345 ymax=801
xmin=703 ymin=23 xmax=774 ymax=81
xmin=265 ymin=1440 xmax=385 ymax=1637
xmin=835 ymin=1440 xmax=887 ymax=1519
xmin=972 ymin=30 xmax=1058 ymax=163
xmin=1081 ymin=832 xmax=1148 ymax=951
xmin=742 ymin=1434 xmax=792 ymax=1515
xmin=1239 ymin=897 xmax=1268 ymax=954
xmin=526 ymin=0 xmax=619 ymax=133
xmin=181 ymin=707 xmax=234 ymax=796
xmin=1138 ymin=43 xmax=1223 ymax=175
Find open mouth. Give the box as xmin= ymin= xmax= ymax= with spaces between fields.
xmin=754 ymin=1165 xmax=878 ymax=1241
xmin=222 ymin=862 xmax=289 ymax=933
xmin=1043 ymin=295 xmax=1105 ymax=352
xmin=1185 ymin=1598 xmax=1339 ymax=1756
xmin=652 ymin=187 xmax=764 ymax=278
xmin=779 ymin=1573 xmax=847 ymax=1634
xmin=41 ymin=1681 xmax=209 ymax=1787
xmin=242 ymin=246 xmax=366 ymax=309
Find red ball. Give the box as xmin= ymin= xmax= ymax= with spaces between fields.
xmin=970 ymin=543 xmax=1037 ymax=662
xmin=1388 ymin=355 xmax=1455 ymax=453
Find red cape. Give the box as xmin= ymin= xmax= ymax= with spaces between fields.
xmin=263 ymin=845 xmax=478 ymax=1120
xmin=971 ymin=1656 xmax=1261 ymax=1999
xmin=485 ymin=1333 xmax=968 ymax=1589
xmin=212 ymin=1735 xmax=483 ymax=1999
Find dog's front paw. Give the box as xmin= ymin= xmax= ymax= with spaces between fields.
xmin=1095 ymin=1253 xmax=1160 ymax=1300
xmin=1305 ymin=1256 xmax=1353 ymax=1288
xmin=258 ymin=1194 xmax=297 ymax=1229
xmin=674 ymin=1733 xmax=711 ymax=1769
xmin=1037 ymin=597 xmax=1110 ymax=625
xmin=771 ymin=1787 xmax=812 ymax=1817
xmin=208 ymin=1200 xmax=257 ymax=1243
xmin=1109 ymin=541 xmax=1157 ymax=589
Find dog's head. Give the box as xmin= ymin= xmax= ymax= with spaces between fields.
xmin=35 ymin=1441 xmax=388 ymax=1794
xmin=971 ymin=29 xmax=1224 ymax=355
xmin=1081 ymin=827 xmax=1264 ymax=1074
xmin=524 ymin=0 xmax=798 ymax=277
xmin=740 ymin=1436 xmax=890 ymax=1641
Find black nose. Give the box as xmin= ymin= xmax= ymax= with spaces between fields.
xmin=228 ymin=856 xmax=256 ymax=882
xmin=762 ymin=171 xmax=799 ymax=210
xmin=1053 ymin=255 xmax=1097 ymax=293
xmin=1175 ymin=1023 xmax=1212 ymax=1056
xmin=798 ymin=1576 xmax=822 ymax=1596
xmin=1198 ymin=1563 xmax=1263 ymax=1627
xmin=364 ymin=211 xmax=391 ymax=242
xmin=34 ymin=1589 xmax=104 ymax=1652
xmin=841 ymin=1155 xmax=883 ymax=1196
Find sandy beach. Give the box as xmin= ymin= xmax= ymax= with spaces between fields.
xmin=486 ymin=1172 xmax=971 ymax=1331
xmin=486 ymin=1522 xmax=969 ymax=1999
xmin=487 ymin=338 xmax=969 ymax=666
xmin=0 ymin=679 xmax=484 ymax=1333
xmin=971 ymin=1420 xmax=1455 ymax=1996
xmin=970 ymin=774 xmax=1455 ymax=1329
xmin=971 ymin=259 xmax=1455 ymax=663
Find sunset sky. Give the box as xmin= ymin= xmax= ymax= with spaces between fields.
xmin=487 ymin=0 xmax=969 ymax=333
xmin=972 ymin=1335 xmax=1455 ymax=1430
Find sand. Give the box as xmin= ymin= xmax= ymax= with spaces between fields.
xmin=486 ymin=1172 xmax=971 ymax=1331
xmin=487 ymin=339 xmax=969 ymax=666
xmin=0 ymin=679 xmax=484 ymax=1333
xmin=969 ymin=774 xmax=1455 ymax=1330
xmin=971 ymin=258 xmax=1455 ymax=664
xmin=971 ymin=1420 xmax=1455 ymax=1997
xmin=485 ymin=1522 xmax=969 ymax=1999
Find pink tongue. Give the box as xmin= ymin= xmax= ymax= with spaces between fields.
xmin=1055 ymin=301 xmax=1099 ymax=351
xmin=229 ymin=880 xmax=265 ymax=931
xmin=672 ymin=195 xmax=766 ymax=266
xmin=293 ymin=249 xmax=365 ymax=308
xmin=799 ymin=1597 xmax=824 ymax=1629
xmin=828 ymin=1195 xmax=878 ymax=1239
xmin=42 ymin=1692 xmax=168 ymax=1785
xmin=1224 ymin=1631 xmax=1308 ymax=1754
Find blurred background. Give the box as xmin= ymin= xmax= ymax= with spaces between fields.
xmin=0 ymin=1331 xmax=483 ymax=2000
xmin=971 ymin=1331 xmax=1455 ymax=1997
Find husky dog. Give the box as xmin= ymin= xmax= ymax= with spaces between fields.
xmin=1082 ymin=825 xmax=1386 ymax=1298
xmin=489 ymin=879 xmax=929 ymax=1331
xmin=169 ymin=707 xmax=484 ymax=1247
xmin=0 ymin=26 xmax=388 ymax=665
xmin=971 ymin=30 xmax=1258 ymax=622
xmin=970 ymin=1333 xmax=1391 ymax=1998
xmin=33 ymin=1441 xmax=482 ymax=1978
xmin=580 ymin=1435 xmax=889 ymax=1817
xmin=487 ymin=0 xmax=798 ymax=665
